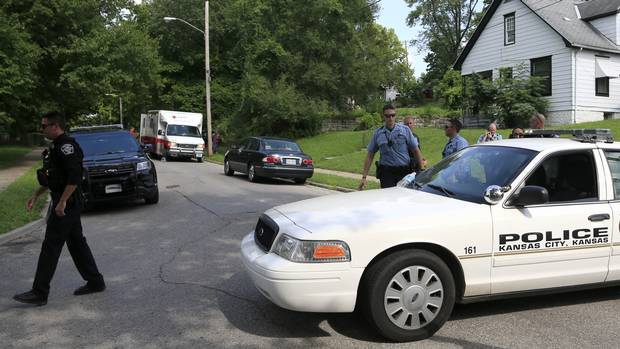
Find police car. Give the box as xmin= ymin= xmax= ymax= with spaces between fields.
xmin=241 ymin=129 xmax=620 ymax=342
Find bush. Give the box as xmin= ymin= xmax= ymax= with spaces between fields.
xmin=355 ymin=113 xmax=382 ymax=130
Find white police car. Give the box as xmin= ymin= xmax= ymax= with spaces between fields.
xmin=241 ymin=129 xmax=620 ymax=342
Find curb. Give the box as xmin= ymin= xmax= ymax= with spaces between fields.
xmin=0 ymin=200 xmax=48 ymax=246
xmin=306 ymin=180 xmax=354 ymax=193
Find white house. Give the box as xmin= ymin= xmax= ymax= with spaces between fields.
xmin=454 ymin=0 xmax=620 ymax=125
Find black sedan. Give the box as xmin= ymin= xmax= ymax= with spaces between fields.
xmin=224 ymin=137 xmax=314 ymax=184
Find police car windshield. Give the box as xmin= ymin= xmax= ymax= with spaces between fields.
xmin=166 ymin=124 xmax=201 ymax=137
xmin=263 ymin=140 xmax=301 ymax=152
xmin=75 ymin=133 xmax=140 ymax=156
xmin=414 ymin=146 xmax=536 ymax=204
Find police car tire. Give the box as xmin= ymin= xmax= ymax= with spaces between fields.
xmin=362 ymin=249 xmax=455 ymax=342
xmin=224 ymin=159 xmax=234 ymax=176
xmin=145 ymin=189 xmax=159 ymax=205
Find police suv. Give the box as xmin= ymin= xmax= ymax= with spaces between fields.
xmin=241 ymin=129 xmax=620 ymax=342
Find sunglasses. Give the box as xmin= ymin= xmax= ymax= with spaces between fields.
xmin=384 ymin=113 xmax=396 ymax=118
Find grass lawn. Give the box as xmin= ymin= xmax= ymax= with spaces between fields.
xmin=309 ymin=172 xmax=380 ymax=191
xmin=0 ymin=165 xmax=46 ymax=235
xmin=297 ymin=127 xmax=514 ymax=174
xmin=0 ymin=146 xmax=32 ymax=169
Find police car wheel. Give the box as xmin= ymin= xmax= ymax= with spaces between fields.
xmin=248 ymin=164 xmax=259 ymax=182
xmin=224 ymin=160 xmax=234 ymax=176
xmin=145 ymin=189 xmax=159 ymax=205
xmin=362 ymin=249 xmax=455 ymax=342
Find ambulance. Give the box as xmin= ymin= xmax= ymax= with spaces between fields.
xmin=140 ymin=110 xmax=205 ymax=162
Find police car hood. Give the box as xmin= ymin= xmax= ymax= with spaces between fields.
xmin=273 ymin=187 xmax=484 ymax=236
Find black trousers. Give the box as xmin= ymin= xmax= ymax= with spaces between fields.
xmin=378 ymin=166 xmax=410 ymax=188
xmin=32 ymin=202 xmax=104 ymax=297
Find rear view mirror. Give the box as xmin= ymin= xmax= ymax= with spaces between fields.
xmin=143 ymin=143 xmax=153 ymax=153
xmin=157 ymin=129 xmax=163 ymax=136
xmin=512 ymin=185 xmax=549 ymax=206
xmin=230 ymin=144 xmax=238 ymax=150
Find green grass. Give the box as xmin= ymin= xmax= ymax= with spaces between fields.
xmin=397 ymin=102 xmax=457 ymax=118
xmin=309 ymin=172 xmax=380 ymax=191
xmin=0 ymin=165 xmax=46 ymax=235
xmin=297 ymin=127 xmax=514 ymax=174
xmin=0 ymin=146 xmax=32 ymax=169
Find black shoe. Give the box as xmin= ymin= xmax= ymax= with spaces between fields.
xmin=73 ymin=283 xmax=106 ymax=296
xmin=13 ymin=290 xmax=47 ymax=306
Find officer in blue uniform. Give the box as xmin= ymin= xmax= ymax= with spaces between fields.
xmin=13 ymin=111 xmax=105 ymax=306
xmin=359 ymin=105 xmax=424 ymax=189
xmin=442 ymin=118 xmax=469 ymax=158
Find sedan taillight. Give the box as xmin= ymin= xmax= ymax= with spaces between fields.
xmin=262 ymin=155 xmax=280 ymax=164
xmin=303 ymin=159 xmax=313 ymax=166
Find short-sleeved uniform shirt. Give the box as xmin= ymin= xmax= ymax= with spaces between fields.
xmin=48 ymin=133 xmax=83 ymax=194
xmin=367 ymin=124 xmax=419 ymax=167
xmin=442 ymin=134 xmax=469 ymax=158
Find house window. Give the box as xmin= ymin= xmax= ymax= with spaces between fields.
xmin=531 ymin=56 xmax=552 ymax=96
xmin=504 ymin=13 xmax=515 ymax=45
xmin=596 ymin=77 xmax=610 ymax=96
xmin=478 ymin=70 xmax=493 ymax=80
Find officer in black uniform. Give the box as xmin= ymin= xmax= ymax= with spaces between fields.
xmin=13 ymin=111 xmax=105 ymax=306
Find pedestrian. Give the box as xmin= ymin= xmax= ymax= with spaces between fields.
xmin=213 ymin=132 xmax=222 ymax=153
xmin=530 ymin=112 xmax=546 ymax=129
xmin=442 ymin=118 xmax=469 ymax=158
xmin=359 ymin=104 xmax=424 ymax=189
xmin=13 ymin=111 xmax=105 ymax=306
xmin=509 ymin=128 xmax=524 ymax=138
xmin=129 ymin=127 xmax=139 ymax=140
xmin=403 ymin=116 xmax=427 ymax=171
xmin=476 ymin=122 xmax=502 ymax=143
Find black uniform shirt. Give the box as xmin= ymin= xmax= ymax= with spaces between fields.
xmin=48 ymin=133 xmax=83 ymax=193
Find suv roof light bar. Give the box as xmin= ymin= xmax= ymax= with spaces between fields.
xmin=523 ymin=128 xmax=614 ymax=143
xmin=70 ymin=124 xmax=124 ymax=133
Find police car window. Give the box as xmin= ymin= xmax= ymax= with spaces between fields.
xmin=524 ymin=151 xmax=597 ymax=202
xmin=414 ymin=146 xmax=536 ymax=204
xmin=604 ymin=151 xmax=620 ymax=199
xmin=75 ymin=133 xmax=139 ymax=156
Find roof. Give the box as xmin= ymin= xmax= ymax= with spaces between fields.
xmin=455 ymin=0 xmax=620 ymax=70
xmin=577 ymin=0 xmax=620 ymax=20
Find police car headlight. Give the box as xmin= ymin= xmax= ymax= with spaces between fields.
xmin=272 ymin=234 xmax=350 ymax=263
xmin=136 ymin=161 xmax=151 ymax=172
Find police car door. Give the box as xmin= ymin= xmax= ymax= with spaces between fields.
xmin=490 ymin=149 xmax=612 ymax=294
xmin=600 ymin=149 xmax=620 ymax=282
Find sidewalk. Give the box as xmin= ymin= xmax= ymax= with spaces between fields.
xmin=0 ymin=148 xmax=44 ymax=191
xmin=313 ymin=168 xmax=380 ymax=183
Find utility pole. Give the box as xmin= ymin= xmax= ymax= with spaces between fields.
xmin=205 ymin=1 xmax=213 ymax=156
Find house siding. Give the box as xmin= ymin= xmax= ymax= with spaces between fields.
xmin=590 ymin=15 xmax=619 ymax=45
xmin=460 ymin=0 xmax=574 ymax=123
xmin=575 ymin=50 xmax=620 ymax=117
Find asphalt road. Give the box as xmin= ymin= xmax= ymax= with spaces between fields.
xmin=1 ymin=160 xmax=620 ymax=349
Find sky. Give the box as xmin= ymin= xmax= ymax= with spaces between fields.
xmin=376 ymin=0 xmax=428 ymax=77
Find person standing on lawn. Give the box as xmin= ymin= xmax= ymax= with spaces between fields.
xmin=13 ymin=111 xmax=105 ymax=306
xmin=359 ymin=104 xmax=423 ymax=189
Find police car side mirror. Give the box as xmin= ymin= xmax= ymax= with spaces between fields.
xmin=512 ymin=185 xmax=549 ymax=206
xmin=143 ymin=143 xmax=153 ymax=153
xmin=230 ymin=144 xmax=238 ymax=150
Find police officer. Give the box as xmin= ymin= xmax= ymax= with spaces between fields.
xmin=442 ymin=118 xmax=469 ymax=158
xmin=359 ymin=105 xmax=423 ymax=189
xmin=13 ymin=111 xmax=105 ymax=306
xmin=403 ymin=116 xmax=427 ymax=172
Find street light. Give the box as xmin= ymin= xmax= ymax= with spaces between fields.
xmin=105 ymin=93 xmax=123 ymax=127
xmin=163 ymin=1 xmax=213 ymax=156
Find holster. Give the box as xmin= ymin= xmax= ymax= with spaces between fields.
xmin=375 ymin=161 xmax=382 ymax=178
xmin=36 ymin=168 xmax=49 ymax=187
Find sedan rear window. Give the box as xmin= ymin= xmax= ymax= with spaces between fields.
xmin=263 ymin=140 xmax=301 ymax=152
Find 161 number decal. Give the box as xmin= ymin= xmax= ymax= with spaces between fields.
xmin=464 ymin=246 xmax=477 ymax=255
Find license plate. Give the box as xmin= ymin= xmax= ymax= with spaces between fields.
xmin=284 ymin=159 xmax=297 ymax=165
xmin=105 ymin=184 xmax=122 ymax=194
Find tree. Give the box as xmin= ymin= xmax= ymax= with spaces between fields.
xmin=405 ymin=0 xmax=483 ymax=84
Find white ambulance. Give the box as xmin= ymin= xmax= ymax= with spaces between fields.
xmin=140 ymin=110 xmax=205 ymax=162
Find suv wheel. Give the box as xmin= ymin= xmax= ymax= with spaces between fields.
xmin=224 ymin=159 xmax=234 ymax=176
xmin=248 ymin=164 xmax=259 ymax=182
xmin=145 ymin=188 xmax=159 ymax=205
xmin=361 ymin=249 xmax=455 ymax=342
